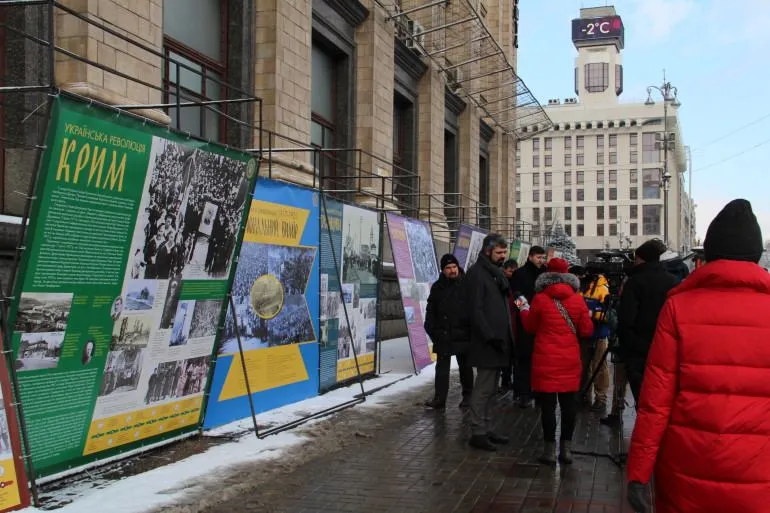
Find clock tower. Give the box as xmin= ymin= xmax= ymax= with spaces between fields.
xmin=571 ymin=6 xmax=625 ymax=107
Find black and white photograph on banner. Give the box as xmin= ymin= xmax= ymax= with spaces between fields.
xmin=159 ymin=277 xmax=183 ymax=330
xmin=353 ymin=283 xmax=360 ymax=308
xmin=128 ymin=137 xmax=249 ymax=281
xmin=404 ymin=219 xmax=438 ymax=284
xmin=124 ymin=279 xmax=158 ymax=311
xmin=362 ymin=298 xmax=377 ymax=319
xmin=0 ymin=409 xmax=11 ymax=460
xmin=169 ymin=300 xmax=195 ymax=346
xmin=341 ymin=284 xmax=354 ymax=304
xmin=219 ymin=242 xmax=315 ymax=354
xmin=341 ymin=205 xmax=379 ymax=285
xmin=99 ymin=347 xmax=144 ymax=396
xmin=143 ymin=356 xmax=209 ymax=405
xmin=82 ymin=340 xmax=95 ymax=365
xmin=15 ymin=332 xmax=64 ymax=372
xmin=14 ymin=292 xmax=73 ymax=333
xmin=466 ymin=230 xmax=486 ymax=269
xmin=111 ymin=314 xmax=152 ymax=350
xmin=337 ymin=324 xmax=352 ymax=359
xmin=321 ymin=291 xmax=341 ymax=321
xmin=404 ymin=306 xmax=417 ymax=325
xmin=189 ymin=299 xmax=222 ymax=339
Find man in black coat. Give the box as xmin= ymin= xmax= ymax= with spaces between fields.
xmin=465 ymin=234 xmax=514 ymax=451
xmin=618 ymin=238 xmax=678 ymax=405
xmin=424 ymin=254 xmax=474 ymax=410
xmin=509 ymin=245 xmax=546 ymax=408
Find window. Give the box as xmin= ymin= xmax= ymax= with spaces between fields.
xmin=643 ymin=169 xmax=661 ymax=199
xmin=643 ymin=205 xmax=662 ymax=235
xmin=630 ymin=205 xmax=638 ymax=218
xmin=564 ymin=171 xmax=572 ymax=185
xmin=577 ymin=224 xmax=585 ymax=237
xmin=610 ymin=224 xmax=617 ymax=236
xmin=544 ymin=172 xmax=552 ymax=186
xmin=310 ymin=43 xmax=345 ymax=181
xmin=545 ymin=190 xmax=552 ymax=202
xmin=584 ymin=62 xmax=609 ymax=92
xmin=597 ymin=188 xmax=605 ymax=201
xmin=609 ymin=188 xmax=617 ymax=200
xmin=393 ymin=95 xmax=417 ymax=210
xmin=577 ymin=206 xmax=584 ymax=220
xmin=609 ymin=134 xmax=617 ymax=148
xmin=597 ymin=135 xmax=604 ymax=149
xmin=596 ymin=153 xmax=605 ymax=165
xmin=545 ymin=207 xmax=553 ymax=221
xmin=515 ymin=189 xmax=520 ymax=202
xmin=564 ymin=189 xmax=572 ymax=202
xmin=533 ymin=138 xmax=540 ymax=151
xmin=479 ymin=153 xmax=490 ymax=229
xmin=615 ymin=64 xmax=623 ymax=95
xmin=577 ymin=188 xmax=584 ymax=201
xmin=565 ymin=224 xmax=572 ymax=236
xmin=630 ymin=169 xmax=638 ymax=183
xmin=544 ymin=137 xmax=552 ymax=151
xmin=516 ymin=207 xmax=521 ymax=219
xmin=597 ymin=224 xmax=605 ymax=237
xmin=445 ymin=129 xmax=459 ymax=216
xmin=609 ymin=152 xmax=617 ymax=165
xmin=533 ymin=155 xmax=540 ymax=167
xmin=609 ymin=169 xmax=617 ymax=184
xmin=163 ymin=0 xmax=228 ymax=140
xmin=597 ymin=206 xmax=604 ymax=219
xmin=564 ymin=154 xmax=572 ymax=166
xmin=516 ymin=140 xmax=521 ymax=151
xmin=610 ymin=205 xmax=617 ymax=219
xmin=630 ymin=150 xmax=638 ymax=164
xmin=576 ymin=136 xmax=584 ymax=150
xmin=565 ymin=207 xmax=572 ymax=220
xmin=515 ymin=154 xmax=521 ymax=167
xmin=533 ymin=207 xmax=540 ymax=220
xmin=564 ymin=137 xmax=572 ymax=150
xmin=597 ymin=170 xmax=604 ymax=184
xmin=643 ymin=133 xmax=660 ymax=164
xmin=545 ymin=155 xmax=552 ymax=167
xmin=630 ymin=187 xmax=638 ymax=200
xmin=533 ymin=173 xmax=540 ymax=186
xmin=630 ymin=222 xmax=638 ymax=236
xmin=533 ymin=190 xmax=540 ymax=202
xmin=576 ymin=154 xmax=584 ymax=166
xmin=630 ymin=133 xmax=638 ymax=147
xmin=577 ymin=171 xmax=584 ymax=185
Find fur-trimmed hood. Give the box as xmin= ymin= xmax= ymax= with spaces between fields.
xmin=535 ymin=272 xmax=580 ymax=294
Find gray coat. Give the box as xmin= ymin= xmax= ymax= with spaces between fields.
xmin=465 ymin=254 xmax=514 ymax=369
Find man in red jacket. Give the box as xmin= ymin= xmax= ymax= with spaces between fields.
xmin=626 ymin=199 xmax=770 ymax=513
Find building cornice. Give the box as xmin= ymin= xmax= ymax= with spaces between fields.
xmin=394 ymin=39 xmax=428 ymax=81
xmin=318 ymin=0 xmax=369 ymax=27
xmin=445 ymin=87 xmax=466 ymax=116
xmin=480 ymin=120 xmax=494 ymax=142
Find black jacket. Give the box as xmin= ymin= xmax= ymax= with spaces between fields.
xmin=618 ymin=261 xmax=678 ymax=363
xmin=424 ymin=272 xmax=471 ymax=355
xmin=465 ymin=253 xmax=514 ymax=368
xmin=509 ymin=261 xmax=545 ymax=355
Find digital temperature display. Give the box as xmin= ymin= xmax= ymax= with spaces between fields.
xmin=571 ymin=15 xmax=624 ymax=48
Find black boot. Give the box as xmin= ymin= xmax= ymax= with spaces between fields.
xmin=469 ymin=434 xmax=497 ymax=452
xmin=486 ymin=432 xmax=509 ymax=445
xmin=424 ymin=399 xmax=446 ymax=410
xmin=459 ymin=395 xmax=471 ymax=409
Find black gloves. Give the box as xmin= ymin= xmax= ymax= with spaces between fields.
xmin=627 ymin=481 xmax=650 ymax=513
xmin=488 ymin=338 xmax=504 ymax=353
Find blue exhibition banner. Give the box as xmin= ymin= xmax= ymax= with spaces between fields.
xmin=203 ymin=178 xmax=320 ymax=429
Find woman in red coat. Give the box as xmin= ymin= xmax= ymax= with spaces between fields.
xmin=627 ymin=199 xmax=770 ymax=513
xmin=519 ymin=258 xmax=593 ymax=465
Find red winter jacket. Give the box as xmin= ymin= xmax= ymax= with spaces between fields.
xmin=627 ymin=260 xmax=770 ymax=513
xmin=520 ymin=272 xmax=593 ymax=392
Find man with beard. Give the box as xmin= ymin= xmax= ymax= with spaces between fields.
xmin=509 ymin=245 xmax=547 ymax=408
xmin=465 ymin=234 xmax=514 ymax=451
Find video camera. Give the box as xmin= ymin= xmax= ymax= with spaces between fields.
xmin=584 ymin=249 xmax=633 ymax=296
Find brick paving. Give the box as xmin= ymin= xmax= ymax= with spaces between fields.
xmin=201 ymin=375 xmax=638 ymax=513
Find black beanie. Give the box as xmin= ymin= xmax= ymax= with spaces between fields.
xmin=636 ymin=239 xmax=667 ymax=263
xmin=440 ymin=253 xmax=459 ymax=270
xmin=704 ymin=199 xmax=763 ymax=263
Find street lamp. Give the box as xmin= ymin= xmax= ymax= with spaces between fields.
xmin=645 ymin=73 xmax=681 ymax=248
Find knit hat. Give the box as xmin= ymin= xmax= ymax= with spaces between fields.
xmin=546 ymin=257 xmax=570 ymax=274
xmin=704 ymin=199 xmax=763 ymax=263
xmin=440 ymin=253 xmax=460 ymax=270
xmin=635 ymin=239 xmax=667 ymax=263
xmin=503 ymin=259 xmax=518 ymax=270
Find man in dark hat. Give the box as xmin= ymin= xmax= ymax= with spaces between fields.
xmin=465 ymin=233 xmax=514 ymax=451
xmin=423 ymin=253 xmax=474 ymax=410
xmin=617 ymin=238 xmax=678 ymax=404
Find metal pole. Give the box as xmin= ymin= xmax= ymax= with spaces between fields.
xmin=663 ymin=92 xmax=669 ymax=247
xmin=687 ymin=145 xmax=692 ymax=252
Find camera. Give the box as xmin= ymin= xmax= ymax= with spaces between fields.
xmin=585 ymin=249 xmax=633 ymax=296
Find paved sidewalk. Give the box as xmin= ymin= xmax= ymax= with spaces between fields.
xmin=198 ymin=373 xmax=637 ymax=513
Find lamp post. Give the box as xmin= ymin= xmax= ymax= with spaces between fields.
xmin=645 ymin=74 xmax=680 ymax=248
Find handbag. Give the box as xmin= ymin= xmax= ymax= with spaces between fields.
xmin=553 ymin=298 xmax=577 ymax=337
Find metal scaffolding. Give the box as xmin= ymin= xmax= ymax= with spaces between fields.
xmin=382 ymin=0 xmax=552 ymax=139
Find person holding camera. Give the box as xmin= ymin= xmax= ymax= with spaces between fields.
xmin=617 ymin=239 xmax=677 ymax=405
xmin=517 ymin=258 xmax=594 ymax=465
xmin=626 ymin=200 xmax=770 ymax=512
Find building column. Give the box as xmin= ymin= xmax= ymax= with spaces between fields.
xmin=458 ymin=108 xmax=480 ymax=225
xmin=417 ymin=68 xmax=445 ymax=217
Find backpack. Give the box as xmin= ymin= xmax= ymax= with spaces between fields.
xmin=581 ymin=274 xmax=612 ymax=339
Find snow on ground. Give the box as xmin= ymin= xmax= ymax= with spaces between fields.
xmin=24 ymin=344 xmax=434 ymax=513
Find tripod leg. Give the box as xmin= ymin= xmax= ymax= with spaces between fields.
xmin=580 ymin=344 xmax=611 ymax=399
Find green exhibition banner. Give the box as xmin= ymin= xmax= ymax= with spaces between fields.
xmin=7 ymin=96 xmax=257 ymax=478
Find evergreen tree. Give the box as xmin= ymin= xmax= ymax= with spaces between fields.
xmin=547 ymin=222 xmax=580 ymax=265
